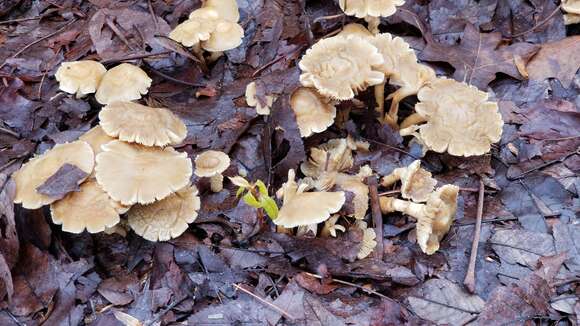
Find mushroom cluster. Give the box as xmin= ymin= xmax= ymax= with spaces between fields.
xmin=55 ymin=61 xmax=152 ymax=105
xmin=169 ymin=0 xmax=244 ymax=56
xmin=563 ymin=0 xmax=580 ymax=24
xmin=12 ymin=81 xmax=200 ymax=241
xmin=379 ymin=160 xmax=459 ymax=254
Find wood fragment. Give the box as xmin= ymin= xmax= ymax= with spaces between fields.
xmin=463 ymin=179 xmax=484 ymax=293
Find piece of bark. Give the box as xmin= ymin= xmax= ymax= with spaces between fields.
xmin=36 ymin=163 xmax=89 ymax=200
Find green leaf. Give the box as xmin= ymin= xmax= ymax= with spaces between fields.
xmin=236 ymin=187 xmax=246 ymax=198
xmin=260 ymin=195 xmax=279 ymax=220
xmin=229 ymin=176 xmax=252 ymax=188
xmin=242 ymin=192 xmax=262 ymax=208
xmin=255 ymin=180 xmax=269 ymax=196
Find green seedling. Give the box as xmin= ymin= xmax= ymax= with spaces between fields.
xmin=230 ymin=176 xmax=279 ymax=220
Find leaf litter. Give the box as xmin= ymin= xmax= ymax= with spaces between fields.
xmin=0 ymin=0 xmax=579 ymax=325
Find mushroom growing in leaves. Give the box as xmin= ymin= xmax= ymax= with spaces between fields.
xmin=79 ymin=126 xmax=115 ymax=157
xmin=55 ymin=60 xmax=107 ymax=97
xmin=381 ymin=160 xmax=437 ymax=203
xmin=201 ymin=20 xmax=244 ymax=52
xmin=50 ymin=179 xmax=120 ymax=233
xmin=203 ymin=0 xmax=240 ymax=22
xmin=128 ymin=185 xmax=201 ymax=242
xmin=355 ymin=220 xmax=378 ymax=259
xmin=299 ymin=35 xmax=384 ymax=100
xmin=95 ymin=140 xmax=192 ymax=205
xmin=194 ymin=150 xmax=231 ymax=192
xmin=399 ymin=78 xmax=504 ymax=157
xmin=339 ymin=0 xmax=406 ymax=18
xmin=245 ymin=81 xmax=275 ymax=115
xmin=380 ymin=185 xmax=459 ymax=254
xmin=169 ymin=9 xmax=219 ymax=47
xmin=290 ymin=87 xmax=337 ymax=138
xmin=95 ymin=63 xmax=152 ymax=105
xmin=99 ymin=102 xmax=187 ymax=147
xmin=274 ymin=170 xmax=345 ymax=228
xmin=13 ymin=141 xmax=94 ymax=209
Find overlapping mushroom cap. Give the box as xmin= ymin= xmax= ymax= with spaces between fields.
xmin=355 ymin=221 xmax=377 ymax=259
xmin=99 ymin=102 xmax=187 ymax=147
xmin=201 ymin=21 xmax=244 ymax=52
xmin=95 ymin=140 xmax=192 ymax=205
xmin=389 ymin=55 xmax=436 ymax=101
xmin=290 ymin=87 xmax=337 ymax=137
xmin=169 ymin=10 xmax=219 ymax=47
xmin=128 ymin=185 xmax=201 ymax=242
xmin=50 ymin=179 xmax=120 ymax=233
xmin=13 ymin=141 xmax=94 ymax=209
xmin=404 ymin=79 xmax=504 ymax=157
xmin=203 ymin=0 xmax=240 ymax=22
xmin=381 ymin=160 xmax=437 ymax=202
xmin=339 ymin=0 xmax=406 ymax=18
xmin=563 ymin=0 xmax=580 ymax=14
xmin=95 ymin=63 xmax=152 ymax=105
xmin=369 ymin=33 xmax=415 ymax=78
xmin=416 ymin=185 xmax=459 ymax=254
xmin=79 ymin=126 xmax=115 ymax=156
xmin=299 ymin=35 xmax=385 ymax=100
xmin=245 ymin=81 xmax=275 ymax=115
xmin=274 ymin=170 xmax=345 ymax=228
xmin=55 ymin=61 xmax=107 ymax=97
xmin=301 ymin=138 xmax=356 ymax=178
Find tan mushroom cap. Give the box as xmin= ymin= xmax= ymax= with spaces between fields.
xmin=99 ymin=102 xmax=187 ymax=147
xmin=95 ymin=140 xmax=193 ymax=205
xmin=563 ymin=0 xmax=580 ymax=14
xmin=299 ymin=35 xmax=385 ymax=100
xmin=203 ymin=0 xmax=240 ymax=22
xmin=79 ymin=126 xmax=115 ymax=156
xmin=245 ymin=81 xmax=275 ymax=115
xmin=274 ymin=170 xmax=345 ymax=228
xmin=321 ymin=215 xmax=346 ymax=237
xmin=13 ymin=141 xmax=94 ymax=209
xmin=201 ymin=20 xmax=244 ymax=52
xmin=369 ymin=33 xmax=415 ymax=78
xmin=169 ymin=16 xmax=218 ymax=47
xmin=95 ymin=63 xmax=152 ymax=105
xmin=128 ymin=185 xmax=200 ymax=242
xmin=389 ymin=55 xmax=436 ymax=101
xmin=194 ymin=150 xmax=230 ymax=177
xmin=338 ymin=23 xmax=374 ymax=39
xmin=381 ymin=160 xmax=436 ymax=203
xmin=564 ymin=13 xmax=580 ymax=24
xmin=416 ymin=184 xmax=459 ymax=255
xmin=50 ymin=179 xmax=120 ymax=233
xmin=339 ymin=0 xmax=406 ymax=18
xmin=55 ymin=61 xmax=107 ymax=97
xmin=410 ymin=78 xmax=504 ymax=157
xmin=355 ymin=221 xmax=377 ymax=259
xmin=301 ymin=138 xmax=356 ymax=178
xmin=290 ymin=87 xmax=337 ymax=138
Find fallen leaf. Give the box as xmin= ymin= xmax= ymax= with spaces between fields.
xmin=553 ymin=223 xmax=580 ymax=273
xmin=490 ymin=229 xmax=555 ymax=268
xmin=294 ymin=272 xmax=339 ymax=295
xmin=35 ymin=163 xmax=89 ymax=200
xmin=420 ymin=23 xmax=539 ymax=88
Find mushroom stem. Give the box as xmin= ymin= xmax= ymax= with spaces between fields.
xmin=400 ymin=113 xmax=427 ymax=130
xmin=364 ymin=16 xmax=381 ymax=34
xmin=207 ymin=51 xmax=224 ymax=63
xmin=379 ymin=197 xmax=424 ymax=219
xmin=191 ymin=43 xmax=206 ymax=65
xmin=384 ymin=89 xmax=406 ymax=127
xmin=276 ymin=225 xmax=294 ymax=235
xmin=210 ymin=174 xmax=224 ymax=192
xmin=380 ymin=169 xmax=402 ymax=187
xmin=374 ymin=82 xmax=386 ymax=122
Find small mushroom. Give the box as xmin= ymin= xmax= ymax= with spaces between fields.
xmin=13 ymin=141 xmax=94 ymax=209
xmin=300 ymin=138 xmax=356 ymax=178
xmin=203 ymin=0 xmax=240 ymax=22
xmin=339 ymin=0 xmax=405 ymax=18
xmin=55 ymin=61 xmax=107 ymax=97
xmin=194 ymin=150 xmax=231 ymax=192
xmin=399 ymin=78 xmax=504 ymax=157
xmin=290 ymin=87 xmax=337 ymax=138
xmin=79 ymin=126 xmax=115 ymax=156
xmin=274 ymin=169 xmax=345 ymax=228
xmin=354 ymin=221 xmax=377 ymax=259
xmin=320 ymin=215 xmax=346 ymax=237
xmin=95 ymin=63 xmax=152 ymax=105
xmin=95 ymin=140 xmax=193 ymax=205
xmin=201 ymin=20 xmax=244 ymax=52
xmin=563 ymin=0 xmax=580 ymax=24
xmin=169 ymin=10 xmax=219 ymax=47
xmin=245 ymin=81 xmax=275 ymax=115
xmin=338 ymin=23 xmax=374 ymax=39
xmin=299 ymin=35 xmax=385 ymax=100
xmin=50 ymin=179 xmax=120 ymax=233
xmin=381 ymin=160 xmax=437 ymax=203
xmin=99 ymin=102 xmax=187 ymax=147
xmin=380 ymin=184 xmax=459 ymax=254
xmin=128 ymin=185 xmax=201 ymax=242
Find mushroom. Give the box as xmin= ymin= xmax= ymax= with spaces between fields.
xmin=79 ymin=126 xmax=115 ymax=156
xmin=12 ymin=141 xmax=94 ymax=209
xmin=201 ymin=20 xmax=244 ymax=52
xmin=50 ymin=179 xmax=120 ymax=233
xmin=169 ymin=9 xmax=220 ymax=47
xmin=562 ymin=0 xmax=580 ymax=24
xmin=274 ymin=169 xmax=345 ymax=228
xmin=354 ymin=221 xmax=378 ymax=259
xmin=99 ymin=102 xmax=187 ymax=147
xmin=95 ymin=63 xmax=152 ymax=105
xmin=338 ymin=23 xmax=373 ymax=39
xmin=194 ymin=150 xmax=231 ymax=192
xmin=55 ymin=61 xmax=107 ymax=97
xmin=299 ymin=35 xmax=385 ymax=100
xmin=399 ymin=78 xmax=504 ymax=157
xmin=290 ymin=87 xmax=337 ymax=138
xmin=128 ymin=185 xmax=201 ymax=242
xmin=320 ymin=215 xmax=346 ymax=237
xmin=95 ymin=140 xmax=192 ymax=205
xmin=245 ymin=81 xmax=275 ymax=115
xmin=203 ymin=0 xmax=240 ymax=22
xmin=381 ymin=160 xmax=436 ymax=202
xmin=300 ymin=138 xmax=355 ymax=178
xmin=380 ymin=184 xmax=459 ymax=254
xmin=338 ymin=0 xmax=405 ymax=18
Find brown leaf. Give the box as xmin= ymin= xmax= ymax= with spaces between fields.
xmin=527 ymin=36 xmax=580 ymax=88
xmin=36 ymin=163 xmax=89 ymax=200
xmin=294 ymin=272 xmax=338 ymax=295
xmin=420 ymin=24 xmax=539 ymax=88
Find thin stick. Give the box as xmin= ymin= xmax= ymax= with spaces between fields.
xmin=101 ymin=50 xmax=172 ymax=64
xmin=303 ymin=272 xmax=390 ymax=300
xmin=0 ymin=19 xmax=77 ymax=69
xmin=463 ymin=179 xmax=484 ymax=293
xmin=510 ymin=4 xmax=562 ymax=38
xmin=367 ymin=176 xmax=384 ymax=260
xmin=0 ymin=14 xmax=49 ymax=25
xmin=233 ymin=284 xmax=295 ymax=321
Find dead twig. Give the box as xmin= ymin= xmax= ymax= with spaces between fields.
xmin=454 ymin=217 xmax=518 ymax=226
xmin=233 ymin=283 xmax=295 ymax=321
xmin=463 ymin=179 xmax=485 ymax=293
xmin=367 ymin=176 xmax=384 ymax=260
xmin=101 ymin=51 xmax=172 ymax=65
xmin=507 ymin=148 xmax=579 ymax=180
xmin=144 ymin=63 xmax=205 ymax=87
xmin=510 ymin=4 xmax=563 ymax=38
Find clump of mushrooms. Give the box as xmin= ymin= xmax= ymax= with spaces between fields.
xmin=381 ymin=160 xmax=437 ymax=203
xmin=301 ymin=137 xmax=368 ymax=178
xmin=55 ymin=61 xmax=107 ymax=97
